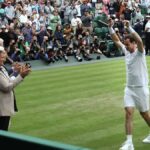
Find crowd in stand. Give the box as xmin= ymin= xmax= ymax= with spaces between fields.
xmin=0 ymin=0 xmax=150 ymax=65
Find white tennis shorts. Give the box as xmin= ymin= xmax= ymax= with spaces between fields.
xmin=124 ymin=86 xmax=150 ymax=112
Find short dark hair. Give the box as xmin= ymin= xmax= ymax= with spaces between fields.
xmin=124 ymin=34 xmax=136 ymax=43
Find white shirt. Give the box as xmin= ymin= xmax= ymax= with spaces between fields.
xmin=121 ymin=44 xmax=149 ymax=87
xmin=24 ymin=4 xmax=32 ymax=17
xmin=75 ymin=4 xmax=81 ymax=17
xmin=19 ymin=14 xmax=28 ymax=24
xmin=5 ymin=5 xmax=15 ymax=19
xmin=71 ymin=17 xmax=82 ymax=27
xmin=145 ymin=20 xmax=150 ymax=32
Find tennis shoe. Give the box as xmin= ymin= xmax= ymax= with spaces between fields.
xmin=143 ymin=134 xmax=150 ymax=143
xmin=119 ymin=141 xmax=134 ymax=150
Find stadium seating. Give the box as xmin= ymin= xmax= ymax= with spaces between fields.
xmin=94 ymin=27 xmax=109 ymax=40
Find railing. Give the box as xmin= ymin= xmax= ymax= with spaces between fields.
xmin=0 ymin=130 xmax=90 ymax=150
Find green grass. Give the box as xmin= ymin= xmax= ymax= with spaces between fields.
xmin=10 ymin=57 xmax=150 ymax=150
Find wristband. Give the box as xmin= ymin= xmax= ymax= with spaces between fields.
xmin=108 ymin=27 xmax=115 ymax=35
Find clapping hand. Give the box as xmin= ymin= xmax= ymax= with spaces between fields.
xmin=19 ymin=63 xmax=31 ymax=78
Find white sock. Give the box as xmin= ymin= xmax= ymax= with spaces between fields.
xmin=126 ymin=135 xmax=132 ymax=143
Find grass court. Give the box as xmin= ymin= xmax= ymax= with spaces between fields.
xmin=10 ymin=57 xmax=150 ymax=150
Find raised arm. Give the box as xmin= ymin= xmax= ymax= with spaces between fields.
xmin=108 ymin=18 xmax=123 ymax=49
xmin=124 ymin=20 xmax=144 ymax=53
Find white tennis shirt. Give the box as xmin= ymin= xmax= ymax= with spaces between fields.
xmin=121 ymin=44 xmax=149 ymax=87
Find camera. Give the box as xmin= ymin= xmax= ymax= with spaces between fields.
xmin=25 ymin=62 xmax=31 ymax=68
xmin=18 ymin=36 xmax=24 ymax=41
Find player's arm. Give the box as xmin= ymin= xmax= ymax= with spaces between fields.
xmin=108 ymin=18 xmax=123 ymax=49
xmin=124 ymin=20 xmax=144 ymax=53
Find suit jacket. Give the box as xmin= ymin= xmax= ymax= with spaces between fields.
xmin=0 ymin=67 xmax=23 ymax=116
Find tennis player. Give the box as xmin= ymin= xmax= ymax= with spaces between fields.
xmin=108 ymin=18 xmax=150 ymax=150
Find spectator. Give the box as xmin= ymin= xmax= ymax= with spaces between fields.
xmin=0 ymin=25 xmax=9 ymax=49
xmin=68 ymin=2 xmax=78 ymax=23
xmin=49 ymin=10 xmax=61 ymax=32
xmin=71 ymin=14 xmax=82 ymax=35
xmin=80 ymin=0 xmax=92 ymax=16
xmin=81 ymin=10 xmax=93 ymax=34
xmin=4 ymin=1 xmax=15 ymax=24
xmin=0 ymin=46 xmax=31 ymax=131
